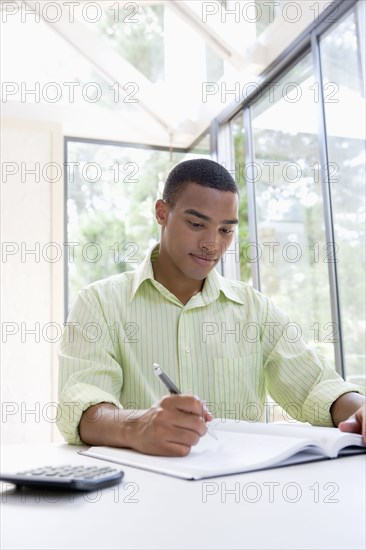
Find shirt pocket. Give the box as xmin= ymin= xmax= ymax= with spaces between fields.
xmin=205 ymin=354 xmax=265 ymax=421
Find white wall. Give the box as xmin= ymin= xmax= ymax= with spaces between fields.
xmin=1 ymin=118 xmax=64 ymax=443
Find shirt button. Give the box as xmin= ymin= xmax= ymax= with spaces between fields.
xmin=185 ymin=347 xmax=191 ymax=353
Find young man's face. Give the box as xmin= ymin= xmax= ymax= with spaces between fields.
xmin=156 ymin=182 xmax=239 ymax=281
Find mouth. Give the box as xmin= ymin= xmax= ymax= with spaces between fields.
xmin=189 ymin=253 xmax=217 ymax=265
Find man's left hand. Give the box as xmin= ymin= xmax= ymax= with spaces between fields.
xmin=338 ymin=404 xmax=366 ymax=443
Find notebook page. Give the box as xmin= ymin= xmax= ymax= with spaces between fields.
xmin=212 ymin=419 xmax=365 ymax=457
xmin=80 ymin=429 xmax=319 ymax=480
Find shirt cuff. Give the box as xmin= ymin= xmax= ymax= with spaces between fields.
xmin=57 ymin=383 xmax=123 ymax=445
xmin=302 ymin=380 xmax=365 ymax=427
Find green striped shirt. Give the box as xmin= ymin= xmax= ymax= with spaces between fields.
xmin=58 ymin=245 xmax=361 ymax=444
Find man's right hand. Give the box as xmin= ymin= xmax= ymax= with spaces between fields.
xmin=79 ymin=395 xmax=213 ymax=457
xmin=127 ymin=394 xmax=213 ymax=456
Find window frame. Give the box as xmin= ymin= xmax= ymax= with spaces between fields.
xmin=63 ymin=0 xmax=362 ymax=382
xmin=211 ymin=0 xmax=361 ymax=378
xmin=63 ymin=133 xmax=210 ymax=320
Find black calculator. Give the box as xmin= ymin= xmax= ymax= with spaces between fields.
xmin=0 ymin=464 xmax=124 ymax=491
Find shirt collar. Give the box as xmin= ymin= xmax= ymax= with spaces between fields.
xmin=130 ymin=243 xmax=159 ymax=301
xmin=205 ymin=267 xmax=246 ymax=306
xmin=130 ymin=244 xmax=245 ymax=306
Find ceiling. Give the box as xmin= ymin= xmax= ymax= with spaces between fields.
xmin=0 ymin=0 xmax=334 ymax=147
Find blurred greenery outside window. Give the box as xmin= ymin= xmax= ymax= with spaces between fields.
xmin=255 ymin=0 xmax=282 ymax=37
xmin=94 ymin=3 xmax=165 ymax=83
xmin=250 ymin=52 xmax=334 ymax=362
xmin=92 ymin=3 xmax=224 ymax=85
xmin=319 ymin=9 xmax=365 ymax=385
xmin=66 ymin=3 xmax=364 ymax=390
xmin=230 ymin=112 xmax=252 ymax=284
xmin=230 ymin=6 xmax=365 ymax=389
xmin=66 ymin=140 xmax=210 ymax=312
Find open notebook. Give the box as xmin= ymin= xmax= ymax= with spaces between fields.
xmin=78 ymin=419 xmax=366 ymax=480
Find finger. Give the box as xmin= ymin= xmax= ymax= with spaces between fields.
xmin=204 ymin=410 xmax=214 ymax=422
xmin=188 ymin=396 xmax=214 ymax=421
xmin=149 ymin=420 xmax=202 ymax=450
xmin=173 ymin=416 xmax=208 ymax=438
xmin=355 ymin=408 xmax=366 ymax=443
xmin=141 ymin=438 xmax=192 ymax=457
xmin=163 ymin=394 xmax=208 ymax=418
xmin=338 ymin=416 xmax=361 ymax=434
xmin=356 ymin=406 xmax=366 ymax=443
xmin=167 ymin=426 xmax=202 ymax=447
xmin=151 ymin=402 xmax=208 ymax=438
xmin=159 ymin=442 xmax=192 ymax=457
xmin=137 ymin=412 xmax=200 ymax=455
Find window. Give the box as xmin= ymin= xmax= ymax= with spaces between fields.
xmin=226 ymin=1 xmax=365 ymax=388
xmin=91 ymin=3 xmax=165 ymax=83
xmin=66 ymin=140 xmax=210 ymax=312
xmin=319 ymin=8 xmax=366 ymax=384
xmin=250 ymin=53 xmax=334 ymax=363
xmin=189 ymin=132 xmax=211 ymax=156
xmin=230 ymin=112 xmax=252 ymax=284
xmin=255 ymin=0 xmax=281 ymax=37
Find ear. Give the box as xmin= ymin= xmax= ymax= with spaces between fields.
xmin=155 ymin=199 xmax=170 ymax=226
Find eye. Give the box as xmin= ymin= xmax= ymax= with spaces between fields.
xmin=221 ymin=227 xmax=234 ymax=235
xmin=188 ymin=220 xmax=204 ymax=229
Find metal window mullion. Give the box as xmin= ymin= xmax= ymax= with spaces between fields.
xmin=355 ymin=0 xmax=366 ymax=97
xmin=209 ymin=118 xmax=219 ymax=162
xmin=211 ymin=118 xmax=226 ymax=277
xmin=64 ymin=137 xmax=69 ymax=322
xmin=243 ymin=107 xmax=260 ymax=292
xmin=311 ymin=33 xmax=344 ymax=377
xmin=216 ymin=121 xmax=238 ymax=278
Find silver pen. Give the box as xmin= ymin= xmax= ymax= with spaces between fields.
xmin=153 ymin=363 xmax=217 ymax=440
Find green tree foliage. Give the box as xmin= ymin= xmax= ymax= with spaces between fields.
xmin=66 ymin=141 xmax=210 ymax=307
xmin=96 ymin=4 xmax=165 ymax=83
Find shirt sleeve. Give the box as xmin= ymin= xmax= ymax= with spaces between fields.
xmin=261 ymin=296 xmax=364 ymax=426
xmin=57 ymin=286 xmax=124 ymax=445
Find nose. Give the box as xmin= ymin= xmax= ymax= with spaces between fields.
xmin=201 ymin=241 xmax=217 ymax=253
xmin=200 ymin=235 xmax=220 ymax=257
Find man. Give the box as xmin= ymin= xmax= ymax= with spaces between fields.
xmin=58 ymin=159 xmax=365 ymax=456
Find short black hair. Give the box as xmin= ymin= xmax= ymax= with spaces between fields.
xmin=163 ymin=158 xmax=239 ymax=206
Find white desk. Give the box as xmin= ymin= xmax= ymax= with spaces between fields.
xmin=1 ymin=443 xmax=365 ymax=550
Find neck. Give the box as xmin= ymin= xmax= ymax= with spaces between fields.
xmin=152 ymin=257 xmax=204 ymax=305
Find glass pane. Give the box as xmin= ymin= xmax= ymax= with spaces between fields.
xmin=66 ymin=143 xmax=206 ymax=311
xmin=255 ymin=0 xmax=281 ymax=37
xmin=251 ymin=53 xmax=335 ymax=364
xmin=189 ymin=132 xmax=211 ymax=156
xmin=206 ymin=44 xmax=224 ymax=82
xmin=230 ymin=112 xmax=252 ymax=284
xmin=90 ymin=3 xmax=165 ymax=83
xmin=320 ymin=9 xmax=366 ymax=388
xmin=0 ymin=8 xmax=138 ymax=113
